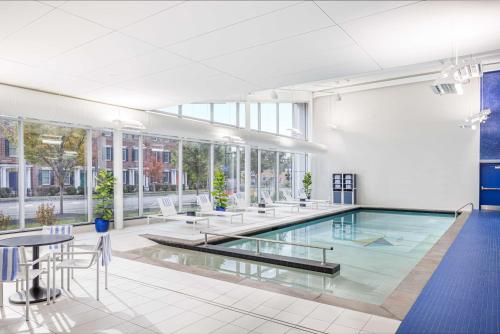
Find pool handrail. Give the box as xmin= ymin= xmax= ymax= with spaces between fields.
xmin=200 ymin=231 xmax=333 ymax=266
xmin=454 ymin=202 xmax=474 ymax=218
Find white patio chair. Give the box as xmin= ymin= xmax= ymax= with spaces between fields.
xmin=0 ymin=246 xmax=51 ymax=321
xmin=281 ymin=189 xmax=320 ymax=208
xmin=231 ymin=193 xmax=276 ymax=217
xmin=42 ymin=224 xmax=73 ymax=298
xmin=196 ymin=194 xmax=244 ymax=224
xmin=147 ymin=197 xmax=210 ymax=231
xmin=55 ymin=233 xmax=109 ymax=301
xmin=261 ymin=190 xmax=300 ymax=212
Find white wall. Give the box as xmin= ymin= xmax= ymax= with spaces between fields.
xmin=311 ymin=81 xmax=480 ymax=211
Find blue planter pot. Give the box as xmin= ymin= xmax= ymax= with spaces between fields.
xmin=95 ymin=218 xmax=110 ymax=232
xmin=215 ymin=206 xmax=226 ymax=212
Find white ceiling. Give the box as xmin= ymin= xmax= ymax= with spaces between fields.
xmin=0 ymin=1 xmax=499 ymax=109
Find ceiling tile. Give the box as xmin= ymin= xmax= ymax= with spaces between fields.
xmin=202 ymin=26 xmax=366 ymax=86
xmin=78 ymin=86 xmax=168 ymax=109
xmin=43 ymin=32 xmax=157 ymax=76
xmin=81 ymin=49 xmax=191 ymax=85
xmin=343 ymin=1 xmax=500 ymax=68
xmin=59 ymin=1 xmax=181 ymax=30
xmin=0 ymin=58 xmax=104 ymax=96
xmin=122 ymin=1 xmax=299 ymax=47
xmin=316 ymin=1 xmax=416 ymax=23
xmin=167 ymin=2 xmax=333 ymax=61
xmin=0 ymin=1 xmax=54 ymax=40
xmin=0 ymin=9 xmax=110 ymax=66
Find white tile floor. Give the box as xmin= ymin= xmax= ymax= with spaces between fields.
xmin=0 ymin=205 xmax=401 ymax=333
xmin=0 ymin=255 xmax=400 ymax=333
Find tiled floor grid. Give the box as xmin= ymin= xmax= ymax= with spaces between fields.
xmin=0 ymin=256 xmax=399 ymax=333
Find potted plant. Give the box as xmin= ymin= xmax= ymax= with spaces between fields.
xmin=94 ymin=170 xmax=115 ymax=232
xmin=211 ymin=168 xmax=228 ymax=211
xmin=302 ymin=171 xmax=312 ymax=200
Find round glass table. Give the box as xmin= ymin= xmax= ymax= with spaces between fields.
xmin=0 ymin=234 xmax=74 ymax=304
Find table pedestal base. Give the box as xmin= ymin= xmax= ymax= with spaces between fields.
xmin=9 ymin=287 xmax=62 ymax=304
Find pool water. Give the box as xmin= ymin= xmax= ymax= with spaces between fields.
xmin=137 ymin=209 xmax=454 ymax=305
xmin=221 ymin=209 xmax=455 ymax=304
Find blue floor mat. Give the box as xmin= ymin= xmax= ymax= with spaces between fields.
xmin=397 ymin=210 xmax=500 ymax=334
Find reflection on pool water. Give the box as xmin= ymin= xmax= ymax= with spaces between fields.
xmin=136 ymin=209 xmax=455 ymax=305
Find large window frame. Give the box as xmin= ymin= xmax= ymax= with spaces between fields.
xmin=0 ymin=115 xmax=310 ymax=234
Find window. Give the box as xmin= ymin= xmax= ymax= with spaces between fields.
xmin=92 ymin=130 xmax=113 ymax=220
xmin=143 ymin=136 xmax=179 ymax=214
xmin=294 ymin=103 xmax=308 ymax=140
xmin=105 ymin=146 xmax=112 ymax=161
xmin=0 ymin=119 xmax=19 ymax=231
xmin=132 ymin=148 xmax=138 ymax=162
xmin=278 ymin=103 xmax=293 ymax=136
xmin=238 ymin=104 xmax=246 ymax=128
xmin=260 ymin=103 xmax=277 ymax=133
xmin=25 ymin=122 xmax=87 ymax=227
xmin=250 ymin=148 xmax=258 ymax=203
xmin=163 ymin=151 xmax=170 ymax=163
xmin=123 ymin=133 xmax=139 ymax=218
xmin=40 ymin=170 xmax=51 ymax=185
xmin=260 ymin=150 xmax=277 ymax=200
xmin=278 ymin=152 xmax=292 ymax=200
xmin=250 ymin=103 xmax=259 ymax=130
xmin=213 ymin=103 xmax=237 ymax=125
xmin=239 ymin=147 xmax=245 ymax=193
xmin=182 ymin=104 xmax=210 ymax=120
xmin=159 ymin=105 xmax=179 ymax=115
xmin=214 ymin=144 xmax=238 ymax=195
xmin=182 ymin=141 xmax=210 ymax=210
xmin=294 ymin=153 xmax=308 ymax=198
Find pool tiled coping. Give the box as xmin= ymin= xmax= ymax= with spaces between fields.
xmin=119 ymin=206 xmax=469 ymax=321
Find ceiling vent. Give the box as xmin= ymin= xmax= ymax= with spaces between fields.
xmin=430 ymin=79 xmax=463 ymax=95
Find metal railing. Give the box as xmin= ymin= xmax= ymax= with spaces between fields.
xmin=200 ymin=231 xmax=333 ymax=265
xmin=455 ymin=202 xmax=474 ymax=218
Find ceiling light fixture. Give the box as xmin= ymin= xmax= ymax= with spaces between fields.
xmin=222 ymin=135 xmax=245 ymax=144
xmin=459 ymin=109 xmax=491 ymax=130
xmin=41 ymin=134 xmax=62 ymax=145
xmin=112 ymin=119 xmax=146 ymax=131
xmin=286 ymin=128 xmax=303 ymax=137
xmin=430 ymin=78 xmax=464 ymax=95
xmin=270 ymin=90 xmax=279 ymax=100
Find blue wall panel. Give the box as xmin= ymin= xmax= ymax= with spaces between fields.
xmin=480 ymin=70 xmax=500 ymax=160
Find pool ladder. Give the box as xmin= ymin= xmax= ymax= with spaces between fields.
xmin=454 ymin=202 xmax=474 ymax=218
xmin=200 ymin=231 xmax=333 ymax=266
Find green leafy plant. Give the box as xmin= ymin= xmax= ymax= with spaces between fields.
xmin=211 ymin=168 xmax=228 ymax=209
xmin=302 ymin=171 xmax=312 ymax=199
xmin=36 ymin=203 xmax=56 ymax=226
xmin=0 ymin=212 xmax=12 ymax=230
xmin=94 ymin=170 xmax=115 ymax=221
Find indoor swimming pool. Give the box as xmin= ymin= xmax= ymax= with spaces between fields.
xmin=137 ymin=209 xmax=455 ymax=305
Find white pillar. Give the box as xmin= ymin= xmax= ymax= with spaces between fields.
xmin=209 ymin=143 xmax=214 ymax=197
xmin=244 ymin=145 xmax=251 ymax=205
xmin=257 ymin=149 xmax=261 ymax=202
xmin=275 ymin=151 xmax=280 ymax=201
xmin=86 ymin=129 xmax=93 ymax=222
xmin=178 ymin=140 xmax=183 ymax=210
xmin=18 ymin=119 xmax=25 ymax=229
xmin=138 ymin=136 xmax=144 ymax=216
xmin=236 ymin=147 xmax=241 ymax=193
xmin=113 ymin=130 xmax=124 ymax=229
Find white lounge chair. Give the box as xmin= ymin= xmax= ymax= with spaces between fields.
xmin=147 ymin=197 xmax=210 ymax=231
xmin=297 ymin=190 xmax=333 ymax=206
xmin=196 ymin=194 xmax=244 ymax=224
xmin=261 ymin=190 xmax=300 ymax=212
xmin=281 ymin=189 xmax=323 ymax=208
xmin=231 ymin=193 xmax=276 ymax=217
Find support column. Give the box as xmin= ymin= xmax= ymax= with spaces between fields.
xmin=18 ymin=119 xmax=25 ymax=229
xmin=178 ymin=140 xmax=183 ymax=210
xmin=138 ymin=135 xmax=144 ymax=217
xmin=236 ymin=147 xmax=241 ymax=193
xmin=113 ymin=130 xmax=123 ymax=229
xmin=275 ymin=151 xmax=280 ymax=201
xmin=257 ymin=149 xmax=261 ymax=202
xmin=209 ymin=143 xmax=214 ymax=198
xmin=86 ymin=129 xmax=93 ymax=222
xmin=244 ymin=145 xmax=250 ymax=205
